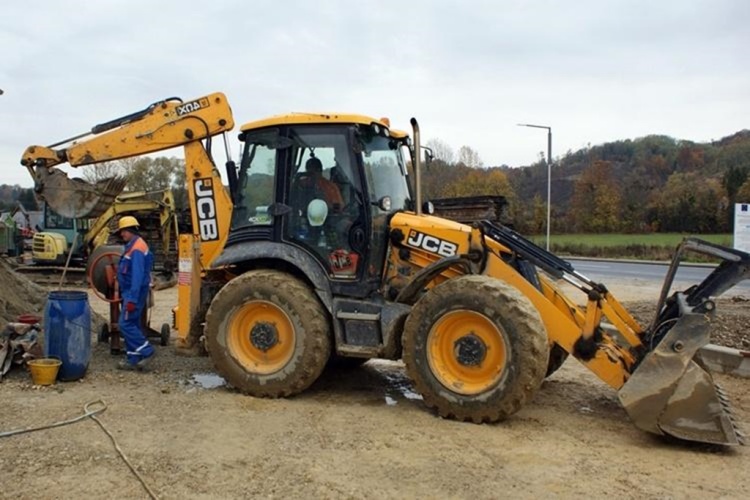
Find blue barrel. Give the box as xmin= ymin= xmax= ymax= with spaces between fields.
xmin=44 ymin=290 xmax=91 ymax=381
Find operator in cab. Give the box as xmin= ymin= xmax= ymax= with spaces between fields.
xmin=301 ymin=157 xmax=343 ymax=211
xmin=115 ymin=216 xmax=156 ymax=371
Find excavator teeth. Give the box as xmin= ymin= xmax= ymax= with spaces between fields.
xmin=715 ymin=384 xmax=745 ymax=445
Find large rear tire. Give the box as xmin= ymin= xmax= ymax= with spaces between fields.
xmin=204 ymin=270 xmax=331 ymax=397
xmin=403 ymin=275 xmax=549 ymax=423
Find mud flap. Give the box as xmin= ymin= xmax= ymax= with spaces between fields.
xmin=34 ymin=167 xmax=127 ymax=219
xmin=618 ymin=295 xmax=744 ymax=446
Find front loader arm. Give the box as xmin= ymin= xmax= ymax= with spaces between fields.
xmin=479 ymin=221 xmax=747 ymax=445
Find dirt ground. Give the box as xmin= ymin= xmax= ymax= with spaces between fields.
xmin=1 ymin=279 xmax=749 ymax=499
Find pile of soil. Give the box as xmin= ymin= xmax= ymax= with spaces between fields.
xmin=0 ymin=258 xmax=48 ymax=329
xmin=627 ymin=298 xmax=750 ymax=351
xmin=0 ymin=257 xmax=106 ymax=336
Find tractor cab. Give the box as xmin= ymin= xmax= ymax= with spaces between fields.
xmin=227 ymin=114 xmax=413 ymax=296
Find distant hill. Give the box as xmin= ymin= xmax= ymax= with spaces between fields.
xmin=502 ymin=129 xmax=750 ymax=233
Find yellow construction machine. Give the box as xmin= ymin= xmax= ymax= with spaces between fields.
xmin=85 ymin=189 xmax=180 ymax=273
xmin=30 ymin=190 xmax=178 ymax=267
xmin=21 ymin=92 xmax=749 ymax=446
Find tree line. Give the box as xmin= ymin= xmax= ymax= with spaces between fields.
xmin=424 ymin=131 xmax=750 ymax=234
xmin=3 ymin=130 xmax=749 ymax=235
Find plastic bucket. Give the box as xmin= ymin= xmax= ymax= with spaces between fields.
xmin=28 ymin=358 xmax=62 ymax=386
xmin=44 ymin=290 xmax=91 ymax=381
xmin=17 ymin=314 xmax=42 ymax=325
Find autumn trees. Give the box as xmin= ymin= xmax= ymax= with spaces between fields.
xmin=423 ymin=130 xmax=750 ymax=235
xmin=80 ymin=157 xmax=189 ymax=209
xmin=569 ymin=161 xmax=621 ymax=233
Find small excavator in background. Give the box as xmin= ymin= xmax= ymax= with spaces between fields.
xmin=18 ymin=190 xmax=179 ymax=287
xmin=20 ymin=92 xmax=749 ymax=446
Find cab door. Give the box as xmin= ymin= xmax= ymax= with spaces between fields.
xmin=354 ymin=125 xmax=413 ymax=283
xmin=283 ymin=125 xmax=369 ymax=286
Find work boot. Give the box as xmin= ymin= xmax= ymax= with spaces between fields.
xmin=136 ymin=353 xmax=154 ymax=370
xmin=116 ymin=353 xmax=154 ymax=372
xmin=116 ymin=360 xmax=141 ymax=371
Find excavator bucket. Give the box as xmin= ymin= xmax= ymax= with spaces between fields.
xmin=619 ymin=239 xmax=750 ymax=446
xmin=33 ymin=167 xmax=127 ymax=219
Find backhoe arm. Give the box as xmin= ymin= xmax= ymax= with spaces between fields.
xmin=20 ymin=93 xmax=235 ymax=219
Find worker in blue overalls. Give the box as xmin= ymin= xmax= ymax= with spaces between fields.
xmin=116 ymin=216 xmax=155 ymax=371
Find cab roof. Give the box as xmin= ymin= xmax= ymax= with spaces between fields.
xmin=240 ymin=112 xmax=409 ymax=139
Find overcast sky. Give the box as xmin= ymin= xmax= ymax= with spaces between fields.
xmin=1 ymin=0 xmax=748 ymax=187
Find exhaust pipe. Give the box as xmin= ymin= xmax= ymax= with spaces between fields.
xmin=410 ymin=118 xmax=422 ymax=216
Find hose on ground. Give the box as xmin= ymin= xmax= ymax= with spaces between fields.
xmin=0 ymin=399 xmax=158 ymax=500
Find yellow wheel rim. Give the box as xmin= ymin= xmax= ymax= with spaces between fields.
xmin=426 ymin=310 xmax=508 ymax=395
xmin=227 ymin=300 xmax=295 ymax=375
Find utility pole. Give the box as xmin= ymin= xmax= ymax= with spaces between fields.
xmin=518 ymin=123 xmax=552 ymax=250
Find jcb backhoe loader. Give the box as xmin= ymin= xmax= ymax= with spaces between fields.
xmin=21 ymin=92 xmax=749 ymax=446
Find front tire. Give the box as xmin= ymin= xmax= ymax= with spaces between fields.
xmin=204 ymin=270 xmax=331 ymax=397
xmin=403 ymin=275 xmax=549 ymax=423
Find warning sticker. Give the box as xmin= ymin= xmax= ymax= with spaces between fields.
xmin=179 ymin=258 xmax=192 ymax=273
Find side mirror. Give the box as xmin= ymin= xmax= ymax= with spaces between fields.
xmin=423 ymin=147 xmax=434 ymax=166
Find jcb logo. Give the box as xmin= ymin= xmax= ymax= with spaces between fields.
xmin=176 ymin=98 xmax=210 ymax=117
xmin=406 ymin=230 xmax=458 ymax=257
xmin=194 ymin=178 xmax=219 ymax=241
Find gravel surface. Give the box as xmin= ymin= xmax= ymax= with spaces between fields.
xmin=625 ymin=297 xmax=750 ymax=351
xmin=0 ymin=282 xmax=748 ymax=499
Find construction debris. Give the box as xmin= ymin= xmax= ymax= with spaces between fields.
xmin=0 ymin=322 xmax=43 ymax=380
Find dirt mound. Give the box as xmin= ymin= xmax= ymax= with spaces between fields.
xmin=0 ymin=258 xmax=48 ymax=328
xmin=626 ymin=298 xmax=750 ymax=351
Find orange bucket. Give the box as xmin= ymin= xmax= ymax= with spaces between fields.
xmin=28 ymin=358 xmax=62 ymax=386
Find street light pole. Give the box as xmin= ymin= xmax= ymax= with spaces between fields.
xmin=518 ymin=123 xmax=552 ymax=251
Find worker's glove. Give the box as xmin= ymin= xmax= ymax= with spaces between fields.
xmin=125 ymin=302 xmax=136 ymax=313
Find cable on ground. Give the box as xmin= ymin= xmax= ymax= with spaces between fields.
xmin=0 ymin=399 xmax=158 ymax=500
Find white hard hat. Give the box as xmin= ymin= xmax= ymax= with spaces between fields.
xmin=307 ymin=199 xmax=328 ymax=227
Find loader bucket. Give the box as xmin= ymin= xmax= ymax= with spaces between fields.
xmin=619 ymin=238 xmax=749 ymax=446
xmin=618 ymin=297 xmax=744 ymax=445
xmin=34 ymin=167 xmax=127 ymax=219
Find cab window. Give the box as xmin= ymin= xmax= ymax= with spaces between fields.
xmin=232 ymin=129 xmax=282 ymax=229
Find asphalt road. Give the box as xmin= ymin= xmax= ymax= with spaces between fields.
xmin=567 ymin=258 xmax=750 ymax=294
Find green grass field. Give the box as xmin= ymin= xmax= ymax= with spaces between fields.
xmin=527 ymin=233 xmax=734 ymax=261
xmin=529 ymin=233 xmax=733 ymax=248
